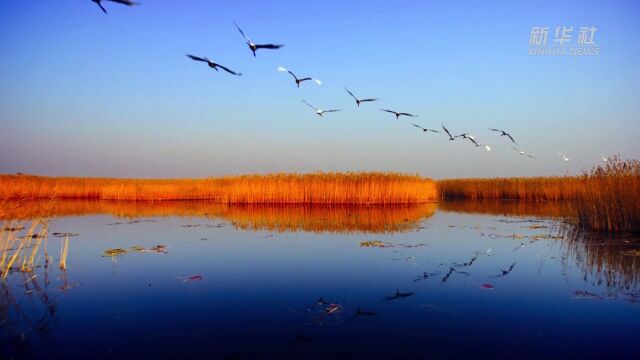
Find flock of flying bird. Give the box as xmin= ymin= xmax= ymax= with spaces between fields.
xmin=90 ymin=0 xmax=603 ymax=164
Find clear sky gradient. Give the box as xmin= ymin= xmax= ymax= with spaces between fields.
xmin=1 ymin=0 xmax=638 ymax=178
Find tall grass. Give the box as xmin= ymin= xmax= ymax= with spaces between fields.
xmin=0 ymin=172 xmax=437 ymax=204
xmin=439 ymin=157 xmax=640 ymax=233
xmin=574 ymin=157 xmax=640 ymax=232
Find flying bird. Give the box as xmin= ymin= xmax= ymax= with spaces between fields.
xmin=233 ymin=22 xmax=284 ymax=57
xmin=344 ymin=88 xmax=378 ymax=107
xmin=380 ymin=109 xmax=417 ymax=119
xmin=411 ymin=123 xmax=440 ymax=133
xmin=442 ymin=124 xmax=455 ymax=141
xmin=489 ymin=128 xmax=517 ymax=144
xmin=92 ymin=0 xmax=139 ymax=14
xmin=302 ymin=100 xmax=341 ymax=117
xmin=511 ymin=146 xmax=535 ymax=158
xmin=558 ymin=153 xmax=571 ymax=162
xmin=186 ymin=55 xmax=241 ymax=76
xmin=599 ymin=153 xmax=610 ymax=163
xmin=278 ymin=67 xmax=321 ymax=87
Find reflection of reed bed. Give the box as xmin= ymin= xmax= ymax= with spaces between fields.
xmin=438 ymin=200 xmax=575 ymax=219
xmin=0 ymin=172 xmax=437 ymax=204
xmin=221 ymin=204 xmax=437 ymax=234
xmin=439 ymin=157 xmax=640 ymax=233
xmin=0 ymin=200 xmax=437 ymax=234
xmin=562 ymin=228 xmax=640 ymax=293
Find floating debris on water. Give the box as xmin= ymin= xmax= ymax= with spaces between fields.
xmin=52 ymin=232 xmax=79 ymax=237
xmin=102 ymin=245 xmax=168 ymax=257
xmin=178 ymin=275 xmax=203 ymax=282
xmin=1 ymin=226 xmax=25 ymax=232
xmin=572 ymin=290 xmax=603 ymax=299
xmin=360 ymin=240 xmax=393 ymax=248
xmin=103 ymin=248 xmax=128 ymax=257
xmin=480 ymin=283 xmax=495 ymax=290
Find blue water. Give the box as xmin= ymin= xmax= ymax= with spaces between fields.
xmin=1 ymin=203 xmax=639 ymax=359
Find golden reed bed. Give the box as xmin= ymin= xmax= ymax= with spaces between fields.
xmin=439 ymin=157 xmax=640 ymax=233
xmin=0 ymin=172 xmax=437 ymax=204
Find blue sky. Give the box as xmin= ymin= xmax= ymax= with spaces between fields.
xmin=0 ymin=0 xmax=638 ymax=178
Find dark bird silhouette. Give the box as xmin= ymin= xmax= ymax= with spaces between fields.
xmin=234 ymin=22 xmax=284 ymax=57
xmin=495 ymin=262 xmax=517 ymax=277
xmin=92 ymin=0 xmax=139 ymax=14
xmin=186 ymin=55 xmax=241 ymax=76
xmin=278 ymin=66 xmax=321 ymax=87
xmin=345 ymin=88 xmax=378 ymax=107
xmin=441 ymin=267 xmax=470 ymax=283
xmin=349 ymin=306 xmax=377 ymax=321
xmin=441 ymin=124 xmax=455 ymax=141
xmin=302 ymin=100 xmax=341 ymax=117
xmin=385 ymin=289 xmax=415 ymax=300
xmin=411 ymin=123 xmax=440 ymax=133
xmin=489 ymin=128 xmax=517 ymax=144
xmin=380 ymin=109 xmax=417 ymax=119
xmin=454 ymin=254 xmax=478 ymax=268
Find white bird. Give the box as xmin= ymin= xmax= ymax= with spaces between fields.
xmin=511 ymin=146 xmax=535 ymax=158
xmin=278 ymin=67 xmax=321 ymax=87
xmin=92 ymin=0 xmax=139 ymax=14
xmin=558 ymin=153 xmax=571 ymax=162
xmin=302 ymin=100 xmax=341 ymax=117
xmin=345 ymin=88 xmax=378 ymax=107
xmin=234 ymin=22 xmax=284 ymax=57
xmin=599 ymin=153 xmax=609 ymax=163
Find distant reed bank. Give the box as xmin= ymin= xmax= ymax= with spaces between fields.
xmin=439 ymin=157 xmax=640 ymax=233
xmin=0 ymin=172 xmax=437 ymax=204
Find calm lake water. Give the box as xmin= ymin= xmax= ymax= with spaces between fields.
xmin=1 ymin=200 xmax=639 ymax=359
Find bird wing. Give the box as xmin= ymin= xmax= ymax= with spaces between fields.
xmin=359 ymin=98 xmax=377 ymax=102
xmin=302 ymin=100 xmax=319 ymax=112
xmin=442 ymin=125 xmax=453 ymax=137
xmin=488 ymin=128 xmax=502 ymax=132
xmin=107 ymin=0 xmax=139 ymax=5
xmin=467 ymin=137 xmax=478 ymax=145
xmin=96 ymin=2 xmax=108 ymax=13
xmin=398 ymin=113 xmax=416 ymax=117
xmin=506 ymin=133 xmax=516 ymax=144
xmin=411 ymin=123 xmax=425 ymax=130
xmin=186 ymin=54 xmax=208 ymax=62
xmin=255 ymin=44 xmax=283 ymax=49
xmin=344 ymin=88 xmax=358 ymax=100
xmin=381 ymin=109 xmax=396 ymax=114
xmin=429 ymin=129 xmax=440 ymax=133
xmin=527 ymin=154 xmax=536 ymax=158
xmin=216 ymin=64 xmax=241 ymax=76
xmin=323 ymin=109 xmax=341 ymax=113
xmin=233 ymin=22 xmax=252 ymax=43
